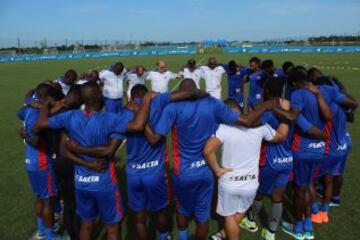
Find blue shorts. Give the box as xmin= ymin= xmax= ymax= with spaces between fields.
xmin=293 ymin=156 xmax=319 ymax=187
xmin=104 ymin=97 xmax=123 ymax=113
xmin=173 ymin=172 xmax=214 ymax=223
xmin=319 ymin=154 xmax=348 ymax=177
xmin=258 ymin=166 xmax=291 ymax=195
xmin=127 ymin=173 xmax=170 ymax=212
xmin=75 ymin=185 xmax=124 ymax=224
xmin=27 ymin=170 xmax=58 ymax=199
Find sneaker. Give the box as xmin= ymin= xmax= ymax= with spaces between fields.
xmin=311 ymin=212 xmax=323 ymax=224
xmin=239 ymin=217 xmax=258 ymax=232
xmin=36 ymin=231 xmax=45 ymax=240
xmin=303 ymin=231 xmax=315 ymax=240
xmin=329 ymin=201 xmax=340 ymax=208
xmin=209 ymin=231 xmax=225 ymax=240
xmin=320 ymin=211 xmax=329 ymax=223
xmin=281 ymin=222 xmax=304 ymax=240
xmin=261 ymin=228 xmax=275 ymax=240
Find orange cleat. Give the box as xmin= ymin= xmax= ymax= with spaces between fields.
xmin=311 ymin=212 xmax=323 ymax=224
xmin=321 ymin=211 xmax=329 ymax=223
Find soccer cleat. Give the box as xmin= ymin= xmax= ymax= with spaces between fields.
xmin=36 ymin=231 xmax=45 ymax=240
xmin=320 ymin=211 xmax=329 ymax=223
xmin=209 ymin=231 xmax=225 ymax=240
xmin=261 ymin=228 xmax=275 ymax=240
xmin=329 ymin=201 xmax=340 ymax=208
xmin=239 ymin=217 xmax=258 ymax=232
xmin=311 ymin=213 xmax=323 ymax=224
xmin=281 ymin=222 xmax=304 ymax=240
xmin=303 ymin=231 xmax=315 ymax=240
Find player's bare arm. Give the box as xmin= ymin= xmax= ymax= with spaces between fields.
xmin=203 ymin=137 xmax=232 ymax=177
xmin=306 ymin=83 xmax=332 ymax=121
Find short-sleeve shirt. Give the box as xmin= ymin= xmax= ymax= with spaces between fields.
xmin=99 ymin=68 xmax=127 ymax=99
xmin=48 ymin=110 xmax=128 ymax=191
xmin=291 ymin=88 xmax=326 ymax=159
xmin=145 ymin=71 xmax=177 ymax=93
xmin=215 ymin=123 xmax=275 ymax=188
xmin=199 ymin=66 xmax=226 ymax=94
xmin=125 ymin=72 xmax=146 ymax=96
xmin=125 ymin=93 xmax=171 ymax=175
xmin=154 ymin=96 xmax=240 ymax=177
xmin=261 ymin=112 xmax=293 ymax=170
xmin=182 ymin=68 xmax=203 ymax=89
xmin=223 ymin=65 xmax=249 ymax=101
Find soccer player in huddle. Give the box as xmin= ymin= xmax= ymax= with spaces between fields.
xmin=199 ymin=57 xmax=226 ymax=99
xmin=144 ymin=78 xmax=279 ymax=240
xmin=99 ymin=62 xmax=127 ymax=113
xmin=34 ymin=82 xmax=155 ymax=240
xmin=18 ymin=83 xmax=64 ymax=240
xmin=125 ymin=66 xmax=147 ymax=100
xmin=54 ymin=69 xmax=78 ymax=95
xmin=181 ymin=59 xmax=203 ymax=89
xmin=203 ymin=96 xmax=290 ymax=240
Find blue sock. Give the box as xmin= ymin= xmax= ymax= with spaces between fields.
xmin=159 ymin=232 xmax=168 ymax=240
xmin=44 ymin=227 xmax=54 ymax=240
xmin=311 ymin=202 xmax=320 ymax=214
xmin=332 ymin=195 xmax=340 ymax=201
xmin=179 ymin=229 xmax=188 ymax=240
xmin=294 ymin=221 xmax=303 ymax=233
xmin=36 ymin=218 xmax=45 ymax=234
xmin=304 ymin=217 xmax=313 ymax=232
xmin=321 ymin=203 xmax=330 ymax=212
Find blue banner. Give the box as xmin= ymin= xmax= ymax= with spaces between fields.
xmin=0 ymin=48 xmax=197 ymax=63
xmin=223 ymin=46 xmax=360 ymax=54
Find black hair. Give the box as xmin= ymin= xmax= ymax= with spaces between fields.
xmin=224 ymin=98 xmax=241 ymax=112
xmin=187 ymin=59 xmax=196 ymax=66
xmin=64 ymin=69 xmax=77 ymax=80
xmin=287 ymin=69 xmax=308 ymax=87
xmin=293 ymin=65 xmax=307 ymax=74
xmin=261 ymin=59 xmax=274 ymax=70
xmin=179 ymin=78 xmax=197 ymax=91
xmin=47 ymin=86 xmax=64 ymax=101
xmin=249 ymin=57 xmax=261 ymax=65
xmin=36 ymin=83 xmax=53 ymax=100
xmin=282 ymin=61 xmax=294 ymax=73
xmin=307 ymin=67 xmax=322 ymax=82
xmin=228 ymin=60 xmax=237 ymax=74
xmin=131 ymin=84 xmax=148 ymax=99
xmin=80 ymin=82 xmax=103 ymax=107
xmin=313 ymin=76 xmax=333 ymax=86
xmin=114 ymin=62 xmax=124 ymax=71
xmin=264 ymin=77 xmax=284 ymax=98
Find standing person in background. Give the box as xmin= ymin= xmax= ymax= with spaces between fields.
xmin=99 ymin=62 xmax=127 ymax=113
xmin=54 ymin=69 xmax=78 ymax=95
xmin=282 ymin=61 xmax=295 ymax=100
xmin=125 ymin=66 xmax=147 ymax=100
xmin=200 ymin=57 xmax=226 ymax=99
xmin=145 ymin=61 xmax=178 ymax=93
xmin=181 ymin=59 xmax=203 ymax=89
xmin=223 ymin=60 xmax=250 ymax=111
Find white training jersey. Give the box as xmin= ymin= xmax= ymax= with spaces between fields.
xmin=145 ymin=71 xmax=177 ymax=93
xmin=125 ymin=72 xmax=147 ymax=98
xmin=215 ymin=123 xmax=276 ymax=189
xmin=54 ymin=77 xmax=71 ymax=95
xmin=182 ymin=67 xmax=203 ymax=89
xmin=99 ymin=68 xmax=127 ymax=99
xmin=200 ymin=65 xmax=226 ymax=99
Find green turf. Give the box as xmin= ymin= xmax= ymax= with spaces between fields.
xmin=0 ymin=53 xmax=360 ymax=239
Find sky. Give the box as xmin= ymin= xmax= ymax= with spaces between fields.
xmin=0 ymin=0 xmax=359 ymax=47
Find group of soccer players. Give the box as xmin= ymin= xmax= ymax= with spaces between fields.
xmin=17 ymin=56 xmax=357 ymax=240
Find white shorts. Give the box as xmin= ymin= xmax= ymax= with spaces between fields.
xmin=216 ymin=183 xmax=257 ymax=217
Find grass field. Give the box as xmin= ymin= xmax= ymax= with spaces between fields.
xmin=0 ymin=52 xmax=360 ymax=240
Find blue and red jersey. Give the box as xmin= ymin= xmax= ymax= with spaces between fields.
xmin=48 ymin=110 xmax=127 ymax=191
xmin=260 ymin=111 xmax=293 ymax=171
xmin=223 ymin=65 xmax=251 ymax=103
xmin=18 ymin=107 xmax=53 ymax=171
xmin=317 ymin=85 xmax=348 ymax=157
xmin=154 ymin=96 xmax=239 ymax=177
xmin=291 ymin=88 xmax=326 ymax=160
xmin=125 ymin=93 xmax=171 ymax=175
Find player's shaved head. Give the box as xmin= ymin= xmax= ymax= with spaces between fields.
xmin=307 ymin=67 xmax=323 ymax=83
xmin=282 ymin=61 xmax=294 ymax=75
xmin=228 ymin=60 xmax=238 ymax=74
xmin=36 ymin=83 xmax=53 ymax=100
xmin=179 ymin=78 xmax=196 ymax=91
xmin=224 ymin=99 xmax=241 ymax=113
xmin=288 ymin=68 xmax=309 ymax=89
xmin=80 ymin=82 xmax=103 ymax=110
xmin=65 ymin=85 xmax=82 ymax=109
xmin=157 ymin=61 xmax=167 ymax=73
xmin=64 ymin=69 xmax=77 ymax=85
xmin=263 ymin=77 xmax=283 ymax=100
xmin=131 ymin=84 xmax=148 ymax=100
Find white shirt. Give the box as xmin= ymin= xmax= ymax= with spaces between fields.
xmin=76 ymin=79 xmax=88 ymax=85
xmin=182 ymin=67 xmax=203 ymax=89
xmin=54 ymin=77 xmax=71 ymax=95
xmin=145 ymin=71 xmax=177 ymax=93
xmin=215 ymin=124 xmax=276 ymax=188
xmin=99 ymin=68 xmax=127 ymax=99
xmin=125 ymin=72 xmax=147 ymax=97
xmin=200 ymin=65 xmax=226 ymax=98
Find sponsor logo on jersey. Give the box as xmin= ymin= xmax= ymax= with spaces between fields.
xmin=229 ymin=174 xmax=256 ymax=182
xmin=337 ymin=143 xmax=347 ymax=151
xmin=190 ymin=160 xmax=206 ymax=168
xmin=273 ymin=157 xmax=293 ymax=164
xmin=131 ymin=160 xmax=159 ymax=170
xmin=76 ymin=175 xmax=100 ymax=183
xmin=308 ymin=141 xmax=325 ymax=149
